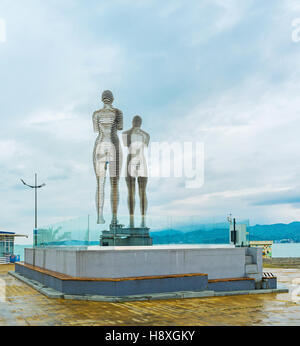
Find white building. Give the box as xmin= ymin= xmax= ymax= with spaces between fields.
xmin=0 ymin=231 xmax=28 ymax=264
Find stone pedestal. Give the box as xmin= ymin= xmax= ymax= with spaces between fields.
xmin=10 ymin=245 xmax=282 ymax=301
xmin=100 ymin=224 xmax=152 ymax=246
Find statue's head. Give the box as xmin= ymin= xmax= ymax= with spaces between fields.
xmin=132 ymin=115 xmax=142 ymax=128
xmin=102 ymin=90 xmax=114 ymax=104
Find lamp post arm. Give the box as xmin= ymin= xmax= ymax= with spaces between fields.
xmin=20 ymin=179 xmax=46 ymax=189
xmin=37 ymin=184 xmax=46 ymax=188
xmin=20 ymin=179 xmax=35 ymax=188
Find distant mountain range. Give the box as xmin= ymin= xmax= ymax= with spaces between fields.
xmin=150 ymin=221 xmax=300 ymax=244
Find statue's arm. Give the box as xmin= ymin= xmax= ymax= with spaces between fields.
xmin=116 ymin=109 xmax=123 ymax=131
xmin=141 ymin=130 xmax=150 ymax=146
xmin=122 ymin=131 xmax=129 ymax=147
xmin=92 ymin=111 xmax=98 ymax=133
xmin=145 ymin=133 xmax=150 ymax=147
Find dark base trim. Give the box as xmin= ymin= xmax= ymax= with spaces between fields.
xmin=14 ymin=262 xmax=279 ymax=298
xmin=15 ymin=263 xmax=208 ymax=296
xmin=9 ymin=271 xmax=288 ymax=302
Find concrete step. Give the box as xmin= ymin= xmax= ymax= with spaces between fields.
xmin=246 ymin=273 xmax=262 ymax=282
xmin=245 ymin=264 xmax=258 ymax=274
xmin=245 ymin=255 xmax=253 ymax=264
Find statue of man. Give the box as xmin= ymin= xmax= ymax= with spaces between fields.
xmin=122 ymin=116 xmax=150 ymax=228
xmin=93 ymin=90 xmax=123 ymax=226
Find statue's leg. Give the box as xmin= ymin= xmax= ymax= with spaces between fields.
xmin=109 ymin=141 xmax=122 ymax=226
xmin=94 ymin=146 xmax=107 ymax=224
xmin=138 ymin=177 xmax=148 ymax=228
xmin=96 ymin=175 xmax=106 ymax=224
xmin=126 ymin=177 xmax=136 ymax=228
xmin=110 ymin=176 xmax=119 ymax=226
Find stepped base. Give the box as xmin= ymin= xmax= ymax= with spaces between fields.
xmin=14 ymin=245 xmax=272 ymax=299
xmin=100 ymin=225 xmax=152 ymax=246
xmin=12 ymin=261 xmax=285 ymax=301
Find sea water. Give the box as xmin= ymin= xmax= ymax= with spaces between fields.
xmin=272 ymin=243 xmax=300 ymax=257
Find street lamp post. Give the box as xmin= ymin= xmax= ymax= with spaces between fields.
xmin=21 ymin=173 xmax=46 ymax=247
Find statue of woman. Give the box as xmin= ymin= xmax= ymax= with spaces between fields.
xmin=122 ymin=115 xmax=150 ymax=228
xmin=93 ymin=90 xmax=123 ymax=226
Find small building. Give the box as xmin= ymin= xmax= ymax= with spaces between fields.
xmin=250 ymin=240 xmax=273 ymax=258
xmin=0 ymin=231 xmax=28 ymax=264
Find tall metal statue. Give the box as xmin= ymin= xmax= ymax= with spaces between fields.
xmin=122 ymin=115 xmax=150 ymax=228
xmin=93 ymin=90 xmax=123 ymax=226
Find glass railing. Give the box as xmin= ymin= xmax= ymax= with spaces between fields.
xmin=35 ymin=214 xmax=249 ymax=248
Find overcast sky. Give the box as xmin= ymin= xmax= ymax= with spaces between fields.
xmin=1 ymin=0 xmax=300 ymax=242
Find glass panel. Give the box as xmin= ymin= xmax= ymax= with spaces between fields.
xmin=35 ymin=214 xmax=250 ymax=248
xmin=0 ymin=241 xmax=4 ymax=257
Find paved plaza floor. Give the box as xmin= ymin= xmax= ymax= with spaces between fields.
xmin=0 ymin=264 xmax=299 ymax=326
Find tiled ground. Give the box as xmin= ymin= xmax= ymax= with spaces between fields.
xmin=0 ymin=264 xmax=299 ymax=326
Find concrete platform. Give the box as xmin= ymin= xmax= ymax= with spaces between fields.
xmin=24 ymin=245 xmax=262 ymax=280
xmin=9 ymin=270 xmax=288 ymax=302
xmin=17 ymin=245 xmax=267 ymax=298
xmin=14 ymin=262 xmax=209 ymax=296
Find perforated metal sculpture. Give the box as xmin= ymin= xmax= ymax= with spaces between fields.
xmin=93 ymin=90 xmax=123 ymax=225
xmin=122 ymin=116 xmax=150 ymax=228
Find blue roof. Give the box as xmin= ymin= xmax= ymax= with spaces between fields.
xmin=0 ymin=231 xmax=15 ymax=235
